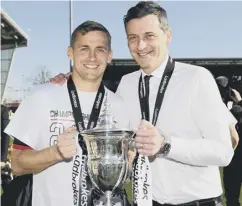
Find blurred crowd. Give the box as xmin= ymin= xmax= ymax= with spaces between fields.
xmin=215 ymin=75 xmax=242 ymax=206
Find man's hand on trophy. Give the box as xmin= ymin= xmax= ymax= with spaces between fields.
xmin=55 ymin=126 xmax=78 ymax=160
xmin=135 ymin=120 xmax=164 ymax=156
xmin=49 ymin=72 xmax=72 ymax=85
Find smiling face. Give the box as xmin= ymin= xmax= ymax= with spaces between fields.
xmin=126 ymin=14 xmax=172 ymax=73
xmin=68 ymin=30 xmax=112 ymax=82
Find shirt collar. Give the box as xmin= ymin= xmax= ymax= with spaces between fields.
xmin=140 ymin=54 xmax=169 ymax=80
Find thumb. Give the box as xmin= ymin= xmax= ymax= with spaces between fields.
xmin=65 ymin=126 xmax=77 ymax=134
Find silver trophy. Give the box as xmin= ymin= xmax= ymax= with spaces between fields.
xmin=81 ymin=94 xmax=134 ymax=206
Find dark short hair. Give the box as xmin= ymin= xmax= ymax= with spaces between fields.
xmin=71 ymin=20 xmax=111 ymax=50
xmin=123 ymin=1 xmax=169 ymax=31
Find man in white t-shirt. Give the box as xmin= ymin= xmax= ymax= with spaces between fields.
xmin=5 ymin=21 xmax=131 ymax=206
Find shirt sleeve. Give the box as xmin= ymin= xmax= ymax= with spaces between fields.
xmin=4 ymin=88 xmax=46 ymax=151
xmin=13 ymin=138 xmax=32 ymax=150
xmin=167 ymin=68 xmax=234 ymax=167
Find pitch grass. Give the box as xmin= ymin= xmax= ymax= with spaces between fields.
xmin=123 ymin=168 xmax=242 ymax=204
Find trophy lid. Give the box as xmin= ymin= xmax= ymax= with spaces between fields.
xmin=81 ymin=93 xmax=133 ymax=136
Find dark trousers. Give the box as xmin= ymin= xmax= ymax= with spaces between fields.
xmin=1 ymin=174 xmax=32 ymax=206
xmin=152 ymin=196 xmax=222 ymax=206
xmin=223 ymin=140 xmax=242 ymax=206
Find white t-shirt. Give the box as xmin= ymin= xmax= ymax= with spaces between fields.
xmin=5 ymin=83 xmax=130 ymax=206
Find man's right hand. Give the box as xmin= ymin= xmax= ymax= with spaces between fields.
xmin=55 ymin=126 xmax=77 ymax=160
xmin=49 ymin=72 xmax=72 ymax=85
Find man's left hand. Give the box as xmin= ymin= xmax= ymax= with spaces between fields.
xmin=49 ymin=72 xmax=72 ymax=85
xmin=134 ymin=120 xmax=164 ymax=156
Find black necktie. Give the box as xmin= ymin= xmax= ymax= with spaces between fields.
xmin=144 ymin=75 xmax=152 ymax=121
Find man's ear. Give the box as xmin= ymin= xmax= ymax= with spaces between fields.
xmin=67 ymin=46 xmax=73 ymax=61
xmin=107 ymin=49 xmax=113 ymax=64
xmin=166 ymin=28 xmax=172 ymax=45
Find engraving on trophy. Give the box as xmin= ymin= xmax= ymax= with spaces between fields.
xmin=81 ymin=93 xmax=134 ymax=206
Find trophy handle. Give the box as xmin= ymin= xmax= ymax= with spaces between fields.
xmin=128 ymin=138 xmax=135 ymax=151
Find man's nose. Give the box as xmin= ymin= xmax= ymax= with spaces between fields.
xmin=88 ymin=50 xmax=97 ymax=61
xmin=137 ymin=39 xmax=147 ymax=51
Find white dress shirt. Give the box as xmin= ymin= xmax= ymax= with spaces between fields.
xmin=116 ymin=57 xmax=236 ymax=204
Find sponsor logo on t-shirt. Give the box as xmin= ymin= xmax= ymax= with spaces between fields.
xmin=50 ymin=110 xmax=73 ymax=118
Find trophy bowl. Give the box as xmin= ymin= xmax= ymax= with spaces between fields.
xmin=80 ymin=95 xmax=134 ymax=206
